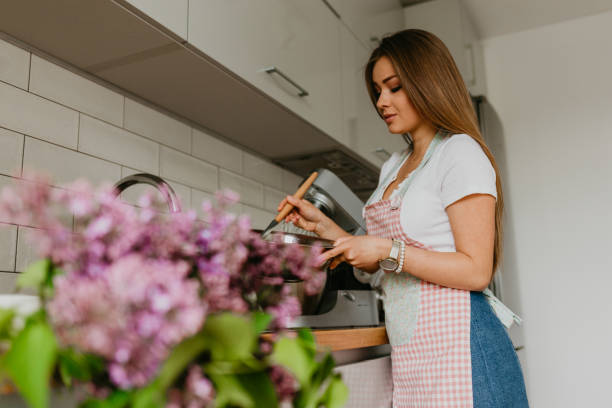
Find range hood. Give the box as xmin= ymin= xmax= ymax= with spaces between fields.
xmin=1 ymin=0 xmax=380 ymax=196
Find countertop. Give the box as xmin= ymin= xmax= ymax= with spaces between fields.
xmin=263 ymin=325 xmax=388 ymax=352
xmin=310 ymin=326 xmax=388 ymax=351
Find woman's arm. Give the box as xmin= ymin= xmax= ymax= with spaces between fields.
xmin=400 ymin=193 xmax=495 ymax=291
xmin=321 ymin=193 xmax=495 ymax=291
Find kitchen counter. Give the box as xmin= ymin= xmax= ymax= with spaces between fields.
xmin=310 ymin=326 xmax=388 ymax=351
xmin=264 ymin=325 xmax=390 ymax=367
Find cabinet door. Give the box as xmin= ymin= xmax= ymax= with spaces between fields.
xmin=340 ymin=25 xmax=407 ymax=168
xmin=334 ymin=355 xmax=393 ymax=407
xmin=188 ymin=0 xmax=342 ymax=143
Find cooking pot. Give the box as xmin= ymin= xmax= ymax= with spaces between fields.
xmin=256 ymin=230 xmax=334 ymax=315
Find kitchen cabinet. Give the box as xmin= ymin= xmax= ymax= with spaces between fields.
xmin=340 ymin=25 xmax=408 ymax=167
xmin=123 ymin=0 xmax=188 ymax=40
xmin=403 ymin=0 xmax=487 ymax=96
xmin=335 ymin=355 xmax=393 ymax=407
xmin=187 ymin=0 xmax=343 ymax=144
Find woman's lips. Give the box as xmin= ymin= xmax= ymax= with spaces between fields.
xmin=384 ymin=114 xmax=397 ymax=124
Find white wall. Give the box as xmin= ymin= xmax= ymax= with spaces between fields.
xmin=0 ymin=37 xmax=303 ymax=293
xmin=483 ymin=11 xmax=612 ymax=407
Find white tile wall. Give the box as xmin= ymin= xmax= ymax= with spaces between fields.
xmin=15 ymin=226 xmax=39 ymax=273
xmin=29 ymin=55 xmax=124 ymax=126
xmin=0 ymin=81 xmax=79 ymax=149
xmin=263 ymin=186 xmax=286 ymax=213
xmin=0 ymin=272 xmax=18 ymax=294
xmin=0 ymin=38 xmax=30 ymax=90
xmin=192 ymin=128 xmax=242 ymax=174
xmin=24 ymin=137 xmax=121 ymax=186
xmin=243 ymin=152 xmax=283 ymax=187
xmin=219 ymin=169 xmax=264 ymax=208
xmin=281 ymin=169 xmax=304 ymax=194
xmin=242 ymin=204 xmax=275 ymax=230
xmin=79 ymin=114 xmax=159 ymax=175
xmin=0 ymin=42 xmax=303 ymax=293
xmin=0 ymin=127 xmax=24 ymax=176
xmin=160 ymin=146 xmax=218 ymax=192
xmin=124 ymin=99 xmax=191 ymax=153
xmin=0 ymin=223 xmax=17 ymax=271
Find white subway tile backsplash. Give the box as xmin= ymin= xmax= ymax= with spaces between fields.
xmin=192 ymin=128 xmax=242 ymax=174
xmin=0 ymin=39 xmax=30 ymax=90
xmin=242 ymin=152 xmax=283 ymax=187
xmin=241 ymin=204 xmax=275 ymax=230
xmin=281 ymin=168 xmax=303 ymax=194
xmin=160 ymin=147 xmax=218 ymax=192
xmin=124 ymin=99 xmax=191 ymax=153
xmin=24 ymin=137 xmax=121 ymax=186
xmin=0 ymin=81 xmax=79 ymax=149
xmin=16 ymin=226 xmax=38 ymax=273
xmin=263 ymin=186 xmax=286 ymax=213
xmin=0 ymin=223 xmax=17 ymax=272
xmin=219 ymin=169 xmax=263 ymax=208
xmin=79 ymin=114 xmax=159 ymax=174
xmin=0 ymin=272 xmax=18 ymax=294
xmin=191 ymin=188 xmax=213 ymax=219
xmin=0 ymin=127 xmax=23 ymax=176
xmin=29 ymin=55 xmax=124 ymax=126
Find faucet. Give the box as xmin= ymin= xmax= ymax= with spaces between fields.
xmin=113 ymin=173 xmax=182 ymax=213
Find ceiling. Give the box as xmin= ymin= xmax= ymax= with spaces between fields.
xmin=460 ymin=0 xmax=612 ymax=38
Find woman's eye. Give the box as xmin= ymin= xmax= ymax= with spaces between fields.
xmin=391 ymin=86 xmax=402 ymax=93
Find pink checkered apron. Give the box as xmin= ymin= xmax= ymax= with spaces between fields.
xmin=364 ymin=200 xmax=473 ymax=407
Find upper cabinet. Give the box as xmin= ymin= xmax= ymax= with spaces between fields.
xmin=187 ymin=0 xmax=343 ymax=145
xmin=124 ymin=0 xmax=189 ymax=40
xmin=403 ymin=0 xmax=487 ymax=96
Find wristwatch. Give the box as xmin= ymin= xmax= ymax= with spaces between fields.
xmin=379 ymin=239 xmax=401 ymax=272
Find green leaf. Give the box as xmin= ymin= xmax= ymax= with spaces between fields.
xmin=270 ymin=337 xmax=315 ymax=387
xmin=0 ymin=308 xmax=15 ymax=339
xmin=208 ymin=373 xmax=255 ymax=408
xmin=319 ymin=374 xmax=348 ymax=408
xmin=202 ymin=313 xmax=256 ymax=361
xmin=252 ymin=311 xmax=272 ymax=335
xmin=79 ymin=390 xmax=132 ymax=408
xmin=297 ymin=328 xmax=317 ymax=358
xmin=235 ymin=371 xmax=278 ymax=408
xmin=311 ymin=353 xmax=335 ymax=388
xmin=1 ymin=320 xmax=57 ymax=408
xmin=130 ymin=386 xmax=164 ymax=408
xmin=57 ymin=348 xmax=105 ymax=386
xmin=155 ymin=333 xmax=208 ymax=389
xmin=17 ymin=259 xmax=51 ymax=290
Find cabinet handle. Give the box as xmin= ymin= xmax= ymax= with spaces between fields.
xmin=263 ymin=66 xmax=309 ymax=97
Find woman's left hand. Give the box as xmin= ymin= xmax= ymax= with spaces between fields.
xmin=320 ymin=236 xmax=392 ymax=272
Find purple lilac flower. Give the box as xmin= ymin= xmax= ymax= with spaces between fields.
xmin=269 ymin=365 xmax=298 ymax=402
xmin=48 ymin=255 xmax=206 ymax=388
xmin=165 ymin=366 xmax=214 ymax=408
xmin=0 ymin=176 xmax=327 ymax=394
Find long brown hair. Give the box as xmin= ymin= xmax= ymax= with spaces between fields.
xmin=365 ymin=29 xmax=504 ymax=275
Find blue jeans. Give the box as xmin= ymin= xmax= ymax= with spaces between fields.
xmin=471 ymin=291 xmax=529 ymax=407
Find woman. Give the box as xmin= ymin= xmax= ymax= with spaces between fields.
xmin=279 ymin=29 xmax=528 ymax=407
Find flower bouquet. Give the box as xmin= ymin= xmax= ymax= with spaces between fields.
xmin=0 ymin=175 xmax=347 ymax=408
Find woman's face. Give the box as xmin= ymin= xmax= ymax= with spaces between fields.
xmin=372 ymin=56 xmax=424 ymax=135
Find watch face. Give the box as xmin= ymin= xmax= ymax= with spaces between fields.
xmin=379 ymin=258 xmax=398 ymax=271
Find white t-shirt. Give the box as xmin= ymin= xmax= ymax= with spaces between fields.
xmin=365 ymin=133 xmax=497 ymax=253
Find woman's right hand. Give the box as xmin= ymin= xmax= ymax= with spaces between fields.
xmin=278 ymin=195 xmax=349 ymax=241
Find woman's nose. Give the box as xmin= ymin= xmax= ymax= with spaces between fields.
xmin=376 ymin=91 xmax=390 ymax=110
